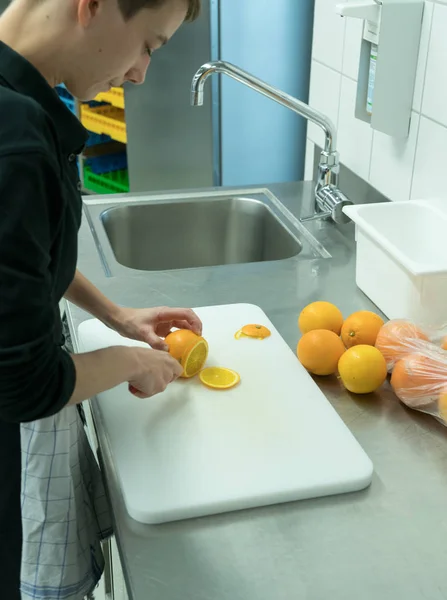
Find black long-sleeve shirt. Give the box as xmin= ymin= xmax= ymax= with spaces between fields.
xmin=0 ymin=41 xmax=88 ymax=597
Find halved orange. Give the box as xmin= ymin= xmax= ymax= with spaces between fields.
xmin=199 ymin=367 xmax=240 ymax=389
xmin=165 ymin=329 xmax=200 ymax=360
xmin=181 ymin=338 xmax=209 ymax=378
xmin=234 ymin=323 xmax=271 ymax=340
xmin=165 ymin=329 xmax=209 ymax=378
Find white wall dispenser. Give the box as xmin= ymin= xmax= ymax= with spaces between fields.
xmin=336 ymin=0 xmax=424 ymax=138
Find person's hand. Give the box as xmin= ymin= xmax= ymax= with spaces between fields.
xmin=128 ymin=347 xmax=183 ymax=399
xmin=110 ymin=306 xmax=203 ymax=351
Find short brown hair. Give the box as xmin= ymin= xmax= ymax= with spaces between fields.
xmin=118 ymin=0 xmax=201 ymax=22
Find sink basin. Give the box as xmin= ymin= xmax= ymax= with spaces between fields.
xmin=101 ymin=196 xmax=301 ymax=271
xmin=83 ymin=188 xmax=329 ymax=276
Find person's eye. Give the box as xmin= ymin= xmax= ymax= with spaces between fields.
xmin=146 ymin=46 xmax=153 ymax=57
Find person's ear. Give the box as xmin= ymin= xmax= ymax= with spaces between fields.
xmin=77 ymin=0 xmax=101 ymax=28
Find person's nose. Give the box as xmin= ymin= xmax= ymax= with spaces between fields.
xmin=125 ymin=55 xmax=150 ymax=85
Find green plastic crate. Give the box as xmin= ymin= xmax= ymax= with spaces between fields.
xmin=83 ymin=166 xmax=129 ymax=194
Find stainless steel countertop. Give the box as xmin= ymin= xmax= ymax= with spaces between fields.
xmin=68 ymin=181 xmax=447 ymax=600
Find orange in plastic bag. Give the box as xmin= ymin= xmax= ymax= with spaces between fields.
xmin=438 ymin=389 xmax=447 ymax=422
xmin=390 ymin=352 xmax=447 ymax=409
xmin=375 ymin=320 xmax=429 ymax=371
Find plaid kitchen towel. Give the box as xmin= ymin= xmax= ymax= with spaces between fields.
xmin=20 ymin=404 xmax=113 ymax=599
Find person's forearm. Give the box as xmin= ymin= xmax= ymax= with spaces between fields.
xmin=69 ymin=346 xmax=142 ymax=405
xmin=64 ymin=269 xmax=122 ymax=328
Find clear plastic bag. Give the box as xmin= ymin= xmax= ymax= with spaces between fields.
xmin=376 ymin=320 xmax=430 ymax=373
xmin=375 ymin=319 xmax=447 ymax=371
xmin=390 ymin=346 xmax=447 ymax=425
xmin=379 ymin=319 xmax=447 ymax=425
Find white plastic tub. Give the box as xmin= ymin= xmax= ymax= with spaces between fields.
xmin=343 ymin=199 xmax=447 ymax=328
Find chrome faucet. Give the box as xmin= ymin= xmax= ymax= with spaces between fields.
xmin=191 ymin=61 xmax=352 ymax=225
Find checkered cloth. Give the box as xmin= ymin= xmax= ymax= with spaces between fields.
xmin=20 ymin=404 xmax=113 ymax=599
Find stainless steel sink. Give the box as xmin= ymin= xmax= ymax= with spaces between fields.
xmin=101 ymin=196 xmax=302 ymax=271
xmin=83 ymin=188 xmax=329 ymax=276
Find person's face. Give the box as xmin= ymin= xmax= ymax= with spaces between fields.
xmin=66 ymin=0 xmax=188 ymax=100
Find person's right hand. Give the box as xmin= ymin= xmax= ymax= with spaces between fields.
xmin=128 ymin=348 xmax=183 ymax=398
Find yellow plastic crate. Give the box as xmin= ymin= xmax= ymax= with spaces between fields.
xmin=81 ymin=104 xmax=127 ymax=144
xmin=94 ymin=87 xmax=125 ymax=109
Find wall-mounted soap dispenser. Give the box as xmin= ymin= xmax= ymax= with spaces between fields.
xmin=336 ymin=0 xmax=424 ymax=138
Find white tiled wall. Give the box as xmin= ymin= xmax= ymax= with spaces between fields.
xmin=306 ymin=0 xmax=447 ymax=201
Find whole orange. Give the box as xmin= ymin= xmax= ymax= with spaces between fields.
xmin=338 ymin=345 xmax=387 ymax=394
xmin=390 ymin=352 xmax=447 ymax=407
xmin=375 ymin=320 xmax=429 ymax=371
xmin=297 ymin=329 xmax=345 ymax=376
xmin=298 ymin=301 xmax=344 ymax=335
xmin=441 ymin=337 xmax=447 ymax=351
xmin=341 ymin=311 xmax=384 ymax=348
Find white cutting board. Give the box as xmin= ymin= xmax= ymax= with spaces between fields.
xmin=78 ymin=303 xmax=373 ymax=524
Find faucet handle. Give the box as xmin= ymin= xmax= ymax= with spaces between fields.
xmin=301 ymin=185 xmax=353 ymax=225
xmin=318 ymin=185 xmax=353 ymax=224
xmin=299 ymin=210 xmax=333 ymax=224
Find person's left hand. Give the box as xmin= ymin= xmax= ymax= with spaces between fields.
xmin=110 ymin=306 xmax=203 ymax=351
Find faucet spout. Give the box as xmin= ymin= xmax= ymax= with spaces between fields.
xmin=191 ymin=60 xmax=353 ymax=225
xmin=191 ymin=61 xmax=337 ymax=155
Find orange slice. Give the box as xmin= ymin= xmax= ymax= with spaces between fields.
xmin=234 ymin=324 xmax=271 ymax=340
xmin=199 ymin=367 xmax=241 ymax=390
xmin=181 ymin=338 xmax=209 ymax=378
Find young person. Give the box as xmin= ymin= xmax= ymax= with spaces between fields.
xmin=0 ymin=0 xmax=201 ymax=597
